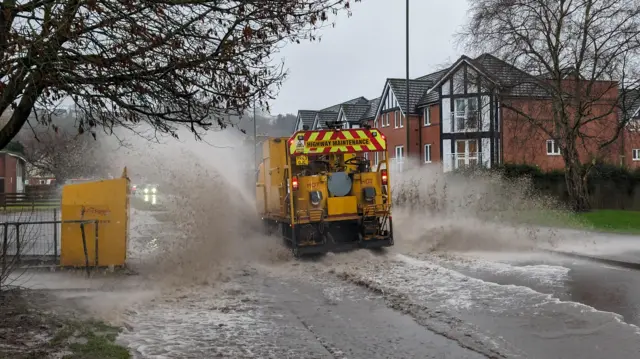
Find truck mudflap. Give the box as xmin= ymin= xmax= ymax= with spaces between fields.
xmin=294 ymin=237 xmax=394 ymax=256
xmin=285 ymin=215 xmax=394 ymax=258
xmin=293 ymin=226 xmax=394 ymax=257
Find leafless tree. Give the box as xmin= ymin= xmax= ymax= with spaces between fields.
xmin=0 ymin=0 xmax=359 ymax=151
xmin=20 ymin=129 xmax=106 ymax=184
xmin=459 ymin=0 xmax=640 ymax=211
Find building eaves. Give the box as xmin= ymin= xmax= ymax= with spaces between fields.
xmin=320 ymin=96 xmax=369 ymax=113
xmin=361 ymin=97 xmax=380 ymax=120
xmin=315 ymin=111 xmax=339 ymax=129
xmin=297 ymin=110 xmax=318 ymax=129
xmin=340 ymin=104 xmax=371 ymax=123
xmin=387 ymin=79 xmax=433 ymax=114
xmin=471 ymin=54 xmax=549 ymax=97
xmin=416 ymin=69 xmax=449 ymax=107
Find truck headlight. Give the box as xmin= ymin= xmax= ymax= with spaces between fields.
xmin=151 ymin=187 xmax=157 ymax=194
xmin=144 ymin=188 xmax=149 ymax=194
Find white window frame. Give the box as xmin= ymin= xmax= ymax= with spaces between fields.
xmin=454 ymin=97 xmax=478 ymax=131
xmin=385 ymin=113 xmax=390 ymax=127
xmin=395 ymin=145 xmax=404 ymax=162
xmin=424 ymin=144 xmax=432 ymax=163
xmin=374 ymin=118 xmax=378 ymax=128
xmin=424 ymin=106 xmax=431 ymax=126
xmin=395 ymin=110 xmax=404 ymax=128
xmin=546 ymin=139 xmax=561 ymax=156
xmin=633 ymin=149 xmax=640 ymax=161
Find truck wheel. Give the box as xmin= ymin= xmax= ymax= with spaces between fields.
xmin=292 ymin=247 xmax=301 ymax=259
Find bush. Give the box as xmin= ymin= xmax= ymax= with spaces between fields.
xmin=4 ymin=141 xmax=25 ymax=155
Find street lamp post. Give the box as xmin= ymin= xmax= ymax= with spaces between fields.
xmin=405 ymin=0 xmax=410 ymax=164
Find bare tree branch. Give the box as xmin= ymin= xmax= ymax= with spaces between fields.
xmin=0 ymin=0 xmax=360 ymax=149
xmin=458 ymin=0 xmax=640 ymax=211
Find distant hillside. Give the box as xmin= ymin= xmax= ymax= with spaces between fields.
xmin=235 ymin=112 xmax=296 ymax=138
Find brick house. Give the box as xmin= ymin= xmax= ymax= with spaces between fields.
xmin=292 ymin=53 xmax=639 ymax=173
xmin=293 ymin=96 xmax=380 ymax=131
xmin=621 ymin=89 xmax=640 ymax=169
xmin=0 ymin=151 xmax=27 ymax=193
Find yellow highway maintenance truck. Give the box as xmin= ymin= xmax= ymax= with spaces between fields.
xmin=256 ymin=124 xmax=393 ymax=257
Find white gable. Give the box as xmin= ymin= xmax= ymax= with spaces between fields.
xmin=374 ymin=82 xmax=401 ymax=120
xmin=382 ymin=86 xmax=399 ymax=112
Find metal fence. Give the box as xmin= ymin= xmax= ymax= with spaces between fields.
xmin=0 ymin=192 xmax=61 ymax=210
xmin=0 ymin=209 xmax=101 ymax=276
xmin=0 ymin=208 xmax=61 ymax=261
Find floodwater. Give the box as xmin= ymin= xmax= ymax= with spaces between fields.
xmin=452 ymin=250 xmax=640 ymax=327
xmin=15 ymin=206 xmax=640 ymax=359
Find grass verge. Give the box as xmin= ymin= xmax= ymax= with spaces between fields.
xmin=503 ymin=209 xmax=640 ymax=235
xmin=0 ymin=205 xmax=59 ymax=213
xmin=0 ymin=289 xmax=130 ymax=359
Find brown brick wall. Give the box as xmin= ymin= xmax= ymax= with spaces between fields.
xmin=420 ymin=104 xmax=441 ymax=163
xmin=501 ymin=88 xmax=620 ymax=171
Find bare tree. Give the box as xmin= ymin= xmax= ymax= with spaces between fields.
xmin=20 ymin=130 xmax=106 ymax=184
xmin=0 ymin=0 xmax=359 ymax=150
xmin=459 ymin=0 xmax=640 ymax=211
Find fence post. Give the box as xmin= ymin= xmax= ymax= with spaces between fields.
xmin=53 ymin=208 xmax=58 ymax=258
xmin=1 ymin=223 xmax=7 ymax=281
xmin=15 ymin=224 xmax=20 ymax=263
xmin=80 ymin=223 xmax=90 ymax=277
xmin=94 ymin=220 xmax=99 ymax=267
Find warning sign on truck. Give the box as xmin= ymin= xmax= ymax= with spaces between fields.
xmin=288 ymin=129 xmax=386 ymax=155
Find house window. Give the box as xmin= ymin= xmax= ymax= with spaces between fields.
xmin=454 ymin=97 xmax=478 ymax=131
xmin=395 ymin=146 xmax=404 ymax=161
xmin=385 ymin=113 xmax=390 ymax=127
xmin=424 ymin=144 xmax=432 ymax=163
xmin=395 ymin=111 xmax=403 ymax=128
xmin=424 ymin=106 xmax=431 ymax=126
xmin=546 ymin=140 xmax=561 ymax=155
xmin=633 ymin=149 xmax=640 ymax=161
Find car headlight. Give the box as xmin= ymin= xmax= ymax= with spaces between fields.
xmin=144 ymin=188 xmax=149 ymax=193
xmin=151 ymin=187 xmax=157 ymax=194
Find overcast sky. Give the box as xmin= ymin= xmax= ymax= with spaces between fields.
xmin=269 ymin=0 xmax=470 ymax=115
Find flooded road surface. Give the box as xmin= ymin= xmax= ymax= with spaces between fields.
xmin=450 ymin=250 xmax=640 ymax=326
xmin=117 ymin=268 xmax=487 ymax=359
xmin=29 ymin=207 xmax=640 ymax=359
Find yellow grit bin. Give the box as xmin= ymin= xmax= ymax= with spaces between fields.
xmin=59 ymin=168 xmax=130 ymax=267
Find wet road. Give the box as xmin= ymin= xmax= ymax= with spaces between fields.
xmin=112 ymin=266 xmax=488 ymax=359
xmin=29 ymin=206 xmax=640 ymax=359
xmin=452 ymin=250 xmax=640 ymax=326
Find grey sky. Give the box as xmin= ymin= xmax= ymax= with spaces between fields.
xmin=270 ymin=0 xmax=470 ymax=115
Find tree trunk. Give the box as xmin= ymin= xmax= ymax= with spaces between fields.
xmin=564 ymin=149 xmax=591 ymax=212
xmin=0 ymin=76 xmax=43 ymax=150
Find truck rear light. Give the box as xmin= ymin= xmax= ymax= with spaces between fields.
xmin=381 ymin=169 xmax=388 ymax=185
xmin=292 ymin=176 xmax=299 ymax=191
